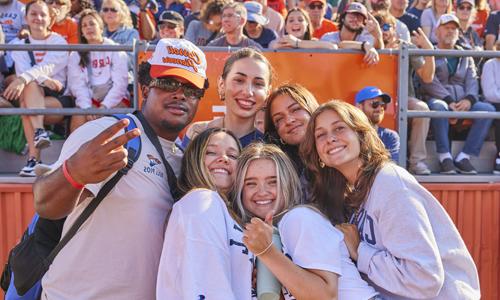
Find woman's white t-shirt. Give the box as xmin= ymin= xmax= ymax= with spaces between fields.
xmin=279 ymin=207 xmax=378 ymax=300
xmin=156 ymin=189 xmax=255 ymax=300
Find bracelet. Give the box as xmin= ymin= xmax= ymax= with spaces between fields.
xmin=255 ymin=241 xmax=273 ymax=256
xmin=62 ymin=160 xmax=84 ymax=189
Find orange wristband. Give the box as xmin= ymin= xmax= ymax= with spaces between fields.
xmin=63 ymin=160 xmax=84 ymax=189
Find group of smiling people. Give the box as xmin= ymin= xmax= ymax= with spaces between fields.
xmin=155 ymin=46 xmax=481 ymax=299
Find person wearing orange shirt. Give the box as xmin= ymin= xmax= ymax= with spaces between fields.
xmin=305 ymin=0 xmax=337 ymax=39
xmin=267 ymin=0 xmax=287 ymax=17
xmin=47 ymin=0 xmax=78 ymax=44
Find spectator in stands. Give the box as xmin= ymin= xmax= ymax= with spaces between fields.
xmin=471 ymin=0 xmax=489 ymax=38
xmin=47 ymin=0 xmax=78 ymax=44
xmin=155 ymin=0 xmax=190 ymax=20
xmin=0 ymin=0 xmax=26 ymax=43
xmin=70 ymin=0 xmax=96 ymax=20
xmin=243 ymin=1 xmax=278 ymax=48
xmin=207 ymin=2 xmax=263 ymax=49
xmin=355 ymin=86 xmax=400 ymax=161
xmin=185 ymin=0 xmax=226 ymax=46
xmin=305 ymin=0 xmax=338 ymax=39
xmin=3 ymin=0 xmax=69 ymax=177
xmin=36 ymin=38 xmax=207 ymax=300
xmin=390 ymin=0 xmax=420 ymax=34
xmin=156 ymin=128 xmax=247 ymax=299
xmin=420 ymin=0 xmax=452 ymax=43
xmin=321 ymin=2 xmax=384 ymax=56
xmin=253 ymin=0 xmax=284 ymax=34
xmin=126 ymin=0 xmax=157 ymax=41
xmin=268 ymin=0 xmax=287 ymax=17
xmin=420 ymin=14 xmax=495 ymax=174
xmin=68 ymin=9 xmax=129 ymax=131
xmin=300 ymin=100 xmax=480 ymax=299
xmin=157 ymin=10 xmax=184 ymax=39
xmin=100 ymin=0 xmax=139 ymax=81
xmin=265 ymin=83 xmax=319 ymax=200
xmin=370 ymin=0 xmax=411 ymax=41
xmin=101 ymin=0 xmax=139 ymax=46
xmin=456 ymin=0 xmax=483 ymax=50
xmin=484 ymin=6 xmax=499 ymax=50
xmin=408 ymin=0 xmax=431 ymax=19
xmin=270 ymin=7 xmax=337 ymax=49
xmin=376 ymin=12 xmax=434 ymax=174
xmin=182 ymin=48 xmax=272 ymax=148
xmin=481 ymin=39 xmax=500 ymax=174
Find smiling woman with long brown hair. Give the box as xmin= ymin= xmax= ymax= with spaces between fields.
xmin=300 ymin=100 xmax=480 ymax=299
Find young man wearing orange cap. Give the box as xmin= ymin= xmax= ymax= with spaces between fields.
xmin=33 ymin=38 xmax=208 ymax=300
xmin=305 ymin=0 xmax=337 ymax=39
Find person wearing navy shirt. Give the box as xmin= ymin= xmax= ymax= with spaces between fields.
xmin=243 ymin=1 xmax=278 ymax=48
xmin=390 ymin=0 xmax=420 ymax=33
xmin=355 ymin=86 xmax=400 ymax=162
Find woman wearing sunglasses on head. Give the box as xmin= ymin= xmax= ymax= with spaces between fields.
xmin=235 ymin=143 xmax=379 ymax=300
xmin=67 ymin=9 xmax=129 ymax=131
xmin=181 ymin=47 xmax=272 ymax=149
xmin=156 ymin=128 xmax=254 ymax=299
xmin=300 ymin=100 xmax=480 ymax=299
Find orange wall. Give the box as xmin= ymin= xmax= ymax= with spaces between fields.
xmin=1 ymin=183 xmax=499 ymax=299
xmin=139 ymin=51 xmax=399 ymax=130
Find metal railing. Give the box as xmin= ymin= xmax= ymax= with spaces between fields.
xmin=2 ymin=41 xmax=500 ymax=172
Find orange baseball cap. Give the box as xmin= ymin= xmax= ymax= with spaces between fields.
xmin=149 ymin=39 xmax=208 ymax=89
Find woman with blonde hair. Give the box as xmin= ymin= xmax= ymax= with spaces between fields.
xmin=420 ymin=0 xmax=452 ymax=43
xmin=182 ymin=47 xmax=273 ymax=148
xmin=156 ymin=127 xmax=253 ymax=299
xmin=100 ymin=0 xmax=138 ymax=76
xmin=300 ymin=100 xmax=481 ymax=299
xmin=235 ymin=143 xmax=379 ymax=299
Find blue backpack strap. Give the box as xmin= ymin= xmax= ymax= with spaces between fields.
xmin=111 ymin=114 xmax=141 ymax=174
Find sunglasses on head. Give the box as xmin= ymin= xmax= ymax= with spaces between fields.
xmin=102 ymin=7 xmax=118 ymax=13
xmin=371 ymin=101 xmax=387 ymax=109
xmin=150 ymin=78 xmax=205 ymax=99
xmin=308 ymin=3 xmax=324 ymax=9
xmin=458 ymin=5 xmax=472 ymax=11
xmin=381 ymin=23 xmax=392 ymax=32
xmin=159 ymin=23 xmax=178 ymax=30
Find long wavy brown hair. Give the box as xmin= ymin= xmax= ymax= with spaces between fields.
xmin=299 ymin=100 xmax=390 ymax=223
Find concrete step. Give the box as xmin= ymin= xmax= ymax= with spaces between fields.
xmin=0 ymin=140 xmax=64 ymax=174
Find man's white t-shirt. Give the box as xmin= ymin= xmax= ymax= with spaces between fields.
xmin=41 ymin=115 xmax=183 ymax=300
xmin=279 ymin=207 xmax=378 ymax=300
xmin=156 ymin=189 xmax=255 ymax=300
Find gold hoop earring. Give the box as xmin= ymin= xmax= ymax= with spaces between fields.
xmin=319 ymin=159 xmax=325 ymax=168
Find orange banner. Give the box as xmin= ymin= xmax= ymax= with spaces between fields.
xmin=139 ymin=50 xmax=399 ymax=130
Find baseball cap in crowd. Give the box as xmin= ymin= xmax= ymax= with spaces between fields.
xmin=149 ymin=39 xmax=207 ymax=89
xmin=437 ymin=14 xmax=460 ymax=27
xmin=159 ymin=10 xmax=184 ymax=26
xmin=244 ymin=1 xmax=268 ymax=25
xmin=344 ymin=2 xmax=368 ymax=19
xmin=355 ymin=86 xmax=391 ymax=104
xmin=456 ymin=0 xmax=475 ymax=7
xmin=305 ymin=0 xmax=326 ymax=6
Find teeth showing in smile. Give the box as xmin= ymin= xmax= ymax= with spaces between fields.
xmin=255 ymin=200 xmax=272 ymax=205
xmin=212 ymin=168 xmax=229 ymax=174
xmin=327 ymin=146 xmax=344 ymax=155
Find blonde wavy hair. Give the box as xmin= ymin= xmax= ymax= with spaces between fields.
xmin=101 ymin=0 xmax=133 ymax=29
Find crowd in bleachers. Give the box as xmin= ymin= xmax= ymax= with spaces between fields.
xmin=0 ymin=0 xmax=499 ymax=177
